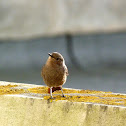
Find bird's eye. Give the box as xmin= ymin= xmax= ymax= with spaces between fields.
xmin=56 ymin=58 xmax=59 ymax=60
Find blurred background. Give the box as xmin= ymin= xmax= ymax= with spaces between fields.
xmin=1 ymin=0 xmax=126 ymax=93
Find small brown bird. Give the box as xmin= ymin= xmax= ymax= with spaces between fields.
xmin=41 ymin=52 xmax=69 ymax=98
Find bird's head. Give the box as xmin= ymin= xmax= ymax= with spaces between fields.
xmin=47 ymin=52 xmax=64 ymax=66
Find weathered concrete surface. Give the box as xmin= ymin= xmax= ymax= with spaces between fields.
xmin=0 ymin=81 xmax=126 ymax=126
xmin=0 ymin=0 xmax=126 ymax=39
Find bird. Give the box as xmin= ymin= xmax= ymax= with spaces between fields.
xmin=41 ymin=52 xmax=69 ymax=99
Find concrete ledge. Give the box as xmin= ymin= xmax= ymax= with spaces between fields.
xmin=0 ymin=81 xmax=126 ymax=126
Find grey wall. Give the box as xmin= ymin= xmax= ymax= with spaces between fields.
xmin=1 ymin=33 xmax=126 ymax=70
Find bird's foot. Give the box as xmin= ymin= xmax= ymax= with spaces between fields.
xmin=48 ymin=96 xmax=55 ymax=100
xmin=62 ymin=94 xmax=66 ymax=98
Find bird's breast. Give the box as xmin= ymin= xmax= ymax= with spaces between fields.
xmin=42 ymin=65 xmax=67 ymax=87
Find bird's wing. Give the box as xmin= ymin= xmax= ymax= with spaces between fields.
xmin=65 ymin=65 xmax=69 ymax=76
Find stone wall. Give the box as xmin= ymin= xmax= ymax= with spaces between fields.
xmin=0 ymin=81 xmax=126 ymax=126
xmin=0 ymin=0 xmax=126 ymax=39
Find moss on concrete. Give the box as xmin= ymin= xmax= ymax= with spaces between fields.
xmin=28 ymin=86 xmax=111 ymax=94
xmin=28 ymin=86 xmax=126 ymax=106
xmin=0 ymin=84 xmax=25 ymax=95
xmin=0 ymin=83 xmax=126 ymax=106
xmin=43 ymin=95 xmax=126 ymax=106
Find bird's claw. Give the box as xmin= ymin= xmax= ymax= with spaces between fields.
xmin=62 ymin=94 xmax=66 ymax=98
xmin=48 ymin=96 xmax=55 ymax=100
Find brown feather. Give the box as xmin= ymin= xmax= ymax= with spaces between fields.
xmin=41 ymin=52 xmax=68 ymax=88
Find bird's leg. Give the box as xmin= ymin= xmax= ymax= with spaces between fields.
xmin=50 ymin=87 xmax=53 ymax=99
xmin=61 ymin=87 xmax=65 ymax=97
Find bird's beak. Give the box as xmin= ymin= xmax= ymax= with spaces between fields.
xmin=48 ymin=53 xmax=52 ymax=57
